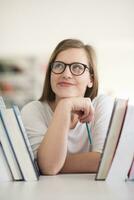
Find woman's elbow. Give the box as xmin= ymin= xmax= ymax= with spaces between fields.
xmin=38 ymin=161 xmax=61 ymax=175
xmin=40 ymin=166 xmax=60 ymax=175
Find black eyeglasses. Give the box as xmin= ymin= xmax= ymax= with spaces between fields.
xmin=50 ymin=61 xmax=90 ymax=76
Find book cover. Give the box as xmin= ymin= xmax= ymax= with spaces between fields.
xmin=0 ymin=108 xmax=39 ymax=181
xmin=95 ymin=98 xmax=128 ymax=180
xmin=107 ymin=99 xmax=134 ymax=181
xmin=0 ymin=111 xmax=23 ymax=181
xmin=0 ymin=96 xmax=12 ymax=181
xmin=13 ymin=105 xmax=39 ymax=178
xmin=0 ymin=143 xmax=13 ymax=182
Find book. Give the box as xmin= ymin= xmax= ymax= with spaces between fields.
xmin=0 ymin=96 xmax=13 ymax=182
xmin=13 ymin=105 xmax=39 ymax=178
xmin=0 ymin=143 xmax=13 ymax=182
xmin=0 ymin=108 xmax=23 ymax=181
xmin=107 ymin=99 xmax=134 ymax=181
xmin=95 ymin=98 xmax=128 ymax=180
xmin=0 ymin=108 xmax=39 ymax=181
xmin=127 ymin=155 xmax=134 ymax=181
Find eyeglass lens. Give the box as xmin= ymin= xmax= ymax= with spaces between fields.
xmin=51 ymin=61 xmax=88 ymax=75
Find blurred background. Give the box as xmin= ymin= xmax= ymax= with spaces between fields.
xmin=0 ymin=0 xmax=134 ymax=108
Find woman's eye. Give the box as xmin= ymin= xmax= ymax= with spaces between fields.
xmin=54 ymin=63 xmax=64 ymax=69
xmin=72 ymin=64 xmax=83 ymax=71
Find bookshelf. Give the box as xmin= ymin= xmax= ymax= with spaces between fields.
xmin=0 ymin=56 xmax=45 ymax=108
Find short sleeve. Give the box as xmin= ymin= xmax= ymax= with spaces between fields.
xmin=91 ymin=95 xmax=114 ymax=153
xmin=21 ymin=101 xmax=49 ymax=158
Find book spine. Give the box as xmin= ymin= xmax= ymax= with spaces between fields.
xmin=0 ymin=143 xmax=13 ymax=176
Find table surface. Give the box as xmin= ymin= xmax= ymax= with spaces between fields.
xmin=0 ymin=174 xmax=134 ymax=200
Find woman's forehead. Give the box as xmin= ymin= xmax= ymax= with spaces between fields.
xmin=55 ymin=48 xmax=89 ymax=64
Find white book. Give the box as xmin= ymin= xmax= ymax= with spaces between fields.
xmin=95 ymin=98 xmax=128 ymax=180
xmin=13 ymin=105 xmax=39 ymax=178
xmin=0 ymin=108 xmax=39 ymax=181
xmin=0 ymin=96 xmax=14 ymax=182
xmin=0 ymin=112 xmax=23 ymax=181
xmin=107 ymin=99 xmax=134 ymax=181
xmin=0 ymin=143 xmax=13 ymax=182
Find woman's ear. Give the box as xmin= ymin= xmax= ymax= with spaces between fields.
xmin=87 ymin=73 xmax=93 ymax=88
xmin=87 ymin=80 xmax=93 ymax=88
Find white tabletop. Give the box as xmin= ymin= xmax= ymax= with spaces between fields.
xmin=0 ymin=174 xmax=134 ymax=200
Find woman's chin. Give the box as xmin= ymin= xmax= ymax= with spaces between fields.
xmin=57 ymin=93 xmax=81 ymax=99
xmin=54 ymin=90 xmax=84 ymax=99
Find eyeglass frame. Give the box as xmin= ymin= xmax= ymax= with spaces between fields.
xmin=50 ymin=61 xmax=90 ymax=76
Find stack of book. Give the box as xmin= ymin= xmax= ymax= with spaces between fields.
xmin=95 ymin=98 xmax=134 ymax=181
xmin=0 ymin=96 xmax=39 ymax=182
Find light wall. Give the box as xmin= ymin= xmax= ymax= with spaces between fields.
xmin=0 ymin=0 xmax=134 ymax=98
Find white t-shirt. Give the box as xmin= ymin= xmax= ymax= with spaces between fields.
xmin=21 ymin=95 xmax=114 ymax=158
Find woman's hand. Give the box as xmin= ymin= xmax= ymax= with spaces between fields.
xmin=38 ymin=97 xmax=94 ymax=175
xmin=61 ymin=97 xmax=94 ymax=123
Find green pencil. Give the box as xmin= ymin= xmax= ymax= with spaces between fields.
xmin=86 ymin=122 xmax=92 ymax=145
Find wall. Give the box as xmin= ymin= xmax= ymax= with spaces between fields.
xmin=0 ymin=0 xmax=134 ymax=99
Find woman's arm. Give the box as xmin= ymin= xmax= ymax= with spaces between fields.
xmin=37 ymin=100 xmax=71 ymax=175
xmin=60 ymin=152 xmax=101 ymax=173
xmin=37 ymin=97 xmax=94 ymax=175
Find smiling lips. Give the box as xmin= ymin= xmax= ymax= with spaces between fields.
xmin=57 ymin=81 xmax=75 ymax=87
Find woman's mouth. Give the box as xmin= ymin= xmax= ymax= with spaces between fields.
xmin=58 ymin=82 xmax=75 ymax=87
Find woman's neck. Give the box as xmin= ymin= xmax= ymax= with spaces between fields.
xmin=48 ymin=101 xmax=56 ymax=112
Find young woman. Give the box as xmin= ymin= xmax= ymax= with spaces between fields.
xmin=21 ymin=39 xmax=114 ymax=175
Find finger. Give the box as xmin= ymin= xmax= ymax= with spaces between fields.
xmin=79 ymin=104 xmax=94 ymax=122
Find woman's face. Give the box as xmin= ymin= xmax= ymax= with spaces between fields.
xmin=50 ymin=48 xmax=93 ymax=102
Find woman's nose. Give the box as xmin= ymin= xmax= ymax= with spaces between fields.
xmin=62 ymin=65 xmax=72 ymax=78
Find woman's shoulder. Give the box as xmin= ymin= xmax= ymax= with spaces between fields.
xmin=92 ymin=94 xmax=114 ymax=108
xmin=21 ymin=100 xmax=48 ymax=115
xmin=21 ymin=100 xmax=42 ymax=110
